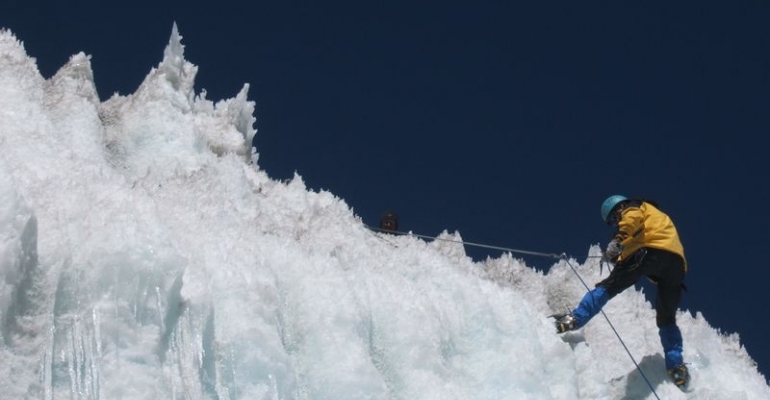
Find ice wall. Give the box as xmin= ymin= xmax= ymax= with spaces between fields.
xmin=0 ymin=25 xmax=768 ymax=400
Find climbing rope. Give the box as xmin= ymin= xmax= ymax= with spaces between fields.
xmin=367 ymin=225 xmax=662 ymax=399
xmin=367 ymin=225 xmax=565 ymax=259
xmin=562 ymin=257 xmax=661 ymax=400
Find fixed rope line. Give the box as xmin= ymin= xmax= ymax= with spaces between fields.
xmin=367 ymin=226 xmax=565 ymax=260
xmin=562 ymin=258 xmax=661 ymax=400
xmin=369 ymin=225 xmax=661 ymax=399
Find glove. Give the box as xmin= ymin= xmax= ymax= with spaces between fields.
xmin=603 ymin=240 xmax=622 ymax=262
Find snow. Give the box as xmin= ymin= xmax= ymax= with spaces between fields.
xmin=0 ymin=25 xmax=768 ymax=399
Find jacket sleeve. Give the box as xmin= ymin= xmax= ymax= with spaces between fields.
xmin=616 ymin=206 xmax=645 ymax=249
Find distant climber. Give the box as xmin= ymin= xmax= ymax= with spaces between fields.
xmin=379 ymin=211 xmax=399 ymax=233
xmin=554 ymin=195 xmax=690 ymax=388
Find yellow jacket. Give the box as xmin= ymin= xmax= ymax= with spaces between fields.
xmin=616 ymin=202 xmax=687 ymax=271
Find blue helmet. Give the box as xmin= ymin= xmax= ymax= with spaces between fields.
xmin=601 ymin=195 xmax=628 ymax=223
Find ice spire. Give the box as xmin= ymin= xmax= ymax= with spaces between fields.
xmin=158 ymin=22 xmax=197 ymax=96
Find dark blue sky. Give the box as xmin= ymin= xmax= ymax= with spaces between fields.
xmin=5 ymin=1 xmax=769 ymax=382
